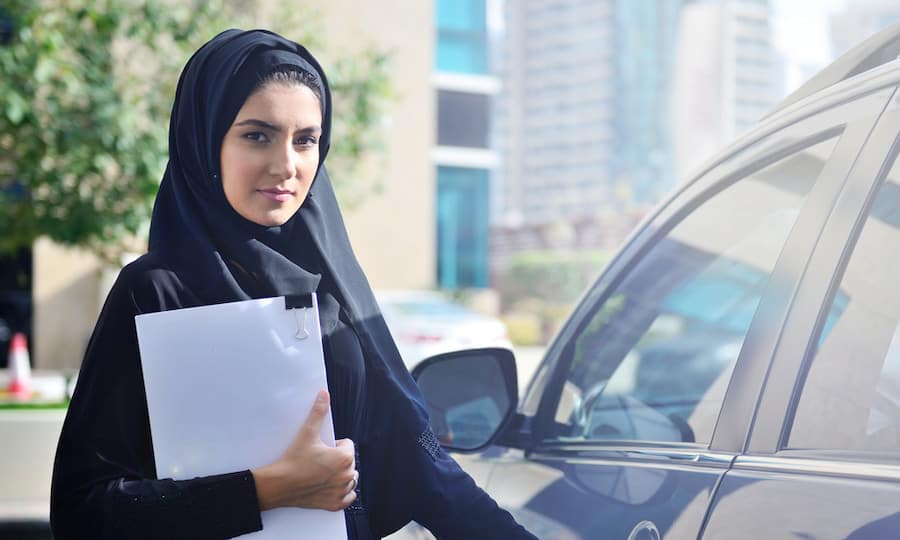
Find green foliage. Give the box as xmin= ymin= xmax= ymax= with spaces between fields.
xmin=0 ymin=400 xmax=69 ymax=409
xmin=501 ymin=312 xmax=542 ymax=347
xmin=499 ymin=249 xmax=611 ymax=308
xmin=0 ymin=0 xmax=392 ymax=260
xmin=498 ymin=249 xmax=612 ymax=344
xmin=328 ymin=49 xmax=392 ymax=208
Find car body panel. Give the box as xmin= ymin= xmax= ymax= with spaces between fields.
xmin=483 ymin=446 xmax=733 ymax=540
xmin=701 ymin=463 xmax=900 ymax=539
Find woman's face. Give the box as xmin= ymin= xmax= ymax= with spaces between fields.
xmin=220 ymin=83 xmax=322 ymax=227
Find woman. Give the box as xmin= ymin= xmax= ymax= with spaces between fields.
xmin=50 ymin=29 xmax=536 ymax=539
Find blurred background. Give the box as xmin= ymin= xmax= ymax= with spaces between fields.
xmin=4 ymin=0 xmax=900 ymax=376
xmin=2 ymin=0 xmax=900 ymax=534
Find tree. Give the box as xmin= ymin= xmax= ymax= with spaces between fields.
xmin=0 ymin=0 xmax=391 ymax=261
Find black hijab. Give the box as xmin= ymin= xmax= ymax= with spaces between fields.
xmin=148 ymin=29 xmax=432 ymax=535
xmin=148 ymin=28 xmax=331 ymax=299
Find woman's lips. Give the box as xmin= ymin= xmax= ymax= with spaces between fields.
xmin=258 ymin=188 xmax=294 ymax=202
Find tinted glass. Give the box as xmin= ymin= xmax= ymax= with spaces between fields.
xmin=435 ymin=0 xmax=488 ymax=74
xmin=789 ymin=154 xmax=900 ymax=453
xmin=437 ymin=90 xmax=490 ymax=148
xmin=416 ymin=352 xmax=511 ymax=450
xmin=437 ymin=166 xmax=490 ymax=288
xmin=550 ymin=137 xmax=837 ymax=445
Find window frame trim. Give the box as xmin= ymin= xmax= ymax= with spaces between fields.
xmin=748 ymin=88 xmax=900 ymax=458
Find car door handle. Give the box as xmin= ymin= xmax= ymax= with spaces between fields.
xmin=626 ymin=449 xmax=734 ymax=467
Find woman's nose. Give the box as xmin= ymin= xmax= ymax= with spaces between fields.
xmin=268 ymin=144 xmax=297 ymax=179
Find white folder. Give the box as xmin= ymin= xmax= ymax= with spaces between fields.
xmin=135 ymin=294 xmax=347 ymax=539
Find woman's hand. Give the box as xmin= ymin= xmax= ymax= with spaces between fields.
xmin=252 ymin=390 xmax=358 ymax=512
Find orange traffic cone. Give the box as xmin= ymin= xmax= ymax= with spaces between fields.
xmin=8 ymin=332 xmax=32 ymax=399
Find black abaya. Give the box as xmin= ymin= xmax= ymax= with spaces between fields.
xmin=50 ymin=29 xmax=537 ymax=540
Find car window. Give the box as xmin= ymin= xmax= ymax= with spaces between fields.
xmin=788 ymin=152 xmax=900 ymax=454
xmin=549 ymin=136 xmax=838 ymax=445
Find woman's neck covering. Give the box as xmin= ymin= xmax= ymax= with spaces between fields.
xmin=147 ymin=29 xmax=432 ymax=535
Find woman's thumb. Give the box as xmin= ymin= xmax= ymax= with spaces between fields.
xmin=300 ymin=389 xmax=329 ymax=440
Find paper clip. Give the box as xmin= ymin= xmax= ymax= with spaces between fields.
xmin=292 ymin=307 xmax=310 ymax=340
xmin=285 ymin=294 xmax=314 ymax=340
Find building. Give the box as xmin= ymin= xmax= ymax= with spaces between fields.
xmin=672 ymin=0 xmax=776 ymax=180
xmin=432 ymin=0 xmax=500 ymax=289
xmin=493 ymin=0 xmax=686 ymax=271
xmin=310 ymin=0 xmax=436 ymax=292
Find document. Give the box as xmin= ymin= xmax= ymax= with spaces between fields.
xmin=135 ymin=294 xmax=347 ymax=539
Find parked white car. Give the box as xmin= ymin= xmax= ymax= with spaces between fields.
xmin=376 ymin=290 xmax=512 ymax=370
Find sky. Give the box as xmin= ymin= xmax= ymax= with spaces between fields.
xmin=773 ymin=0 xmax=847 ymax=63
xmin=772 ymin=0 xmax=849 ymax=92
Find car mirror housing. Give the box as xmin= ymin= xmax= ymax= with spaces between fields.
xmin=411 ymin=347 xmax=518 ymax=453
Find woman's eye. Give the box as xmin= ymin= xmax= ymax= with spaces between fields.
xmin=294 ymin=136 xmax=318 ymax=147
xmin=242 ymin=132 xmax=270 ymax=143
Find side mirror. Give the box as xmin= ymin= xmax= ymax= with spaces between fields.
xmin=412 ymin=347 xmax=518 ymax=453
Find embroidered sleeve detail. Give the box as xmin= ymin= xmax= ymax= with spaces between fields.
xmin=418 ymin=427 xmax=441 ymax=460
xmin=346 ymin=446 xmax=366 ymax=515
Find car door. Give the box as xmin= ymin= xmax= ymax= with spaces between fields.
xmin=476 ymin=84 xmax=894 ymax=540
xmin=702 ymin=80 xmax=900 ymax=538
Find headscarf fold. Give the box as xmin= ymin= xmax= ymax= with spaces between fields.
xmin=148 ymin=29 xmax=431 ymax=535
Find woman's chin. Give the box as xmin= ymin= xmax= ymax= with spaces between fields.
xmin=240 ymin=207 xmax=298 ymax=227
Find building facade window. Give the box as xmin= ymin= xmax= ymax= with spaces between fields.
xmin=437 ymin=166 xmax=489 ymax=288
xmin=435 ymin=0 xmax=488 ymax=74
xmin=437 ymin=90 xmax=490 ymax=148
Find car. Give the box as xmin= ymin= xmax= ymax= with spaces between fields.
xmin=396 ymin=21 xmax=900 ymax=540
xmin=375 ymin=290 xmax=512 ymax=369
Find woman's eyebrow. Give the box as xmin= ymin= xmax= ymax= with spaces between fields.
xmin=234 ymin=118 xmax=280 ymax=131
xmin=233 ymin=119 xmax=321 ymax=134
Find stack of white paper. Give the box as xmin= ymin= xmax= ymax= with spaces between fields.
xmin=136 ymin=294 xmax=347 ymax=539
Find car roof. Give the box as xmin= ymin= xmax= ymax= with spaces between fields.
xmin=767 ymin=19 xmax=900 ymax=118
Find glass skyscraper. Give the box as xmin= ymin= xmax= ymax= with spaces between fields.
xmin=494 ymin=0 xmax=775 ymax=265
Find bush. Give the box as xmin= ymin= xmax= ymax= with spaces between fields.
xmin=501 ymin=312 xmax=541 ymax=347
xmin=499 ymin=249 xmax=611 ymax=307
xmin=497 ymin=249 xmax=612 ymax=344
